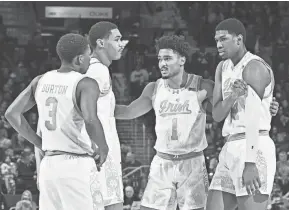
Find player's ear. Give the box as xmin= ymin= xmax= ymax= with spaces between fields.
xmin=96 ymin=39 xmax=105 ymax=48
xmin=73 ymin=55 xmax=83 ymax=66
xmin=236 ymin=34 xmax=243 ymax=45
xmin=180 ymin=56 xmax=186 ymax=66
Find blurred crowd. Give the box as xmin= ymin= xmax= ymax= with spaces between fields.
xmin=0 ymin=1 xmax=289 ymax=210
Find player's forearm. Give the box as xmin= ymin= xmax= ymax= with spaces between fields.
xmin=212 ymin=94 xmax=238 ymax=122
xmin=5 ymin=112 xmax=42 ymax=149
xmin=84 ymin=118 xmax=109 ymax=152
xmin=114 ymin=105 xmax=134 ymax=120
xmin=35 ymin=146 xmax=44 ymax=176
xmin=245 ymin=87 xmax=261 ymax=163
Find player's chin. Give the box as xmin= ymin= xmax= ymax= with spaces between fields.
xmin=114 ymin=52 xmax=122 ymax=60
xmin=219 ymin=54 xmax=228 ymax=60
xmin=161 ymin=75 xmax=169 ymax=79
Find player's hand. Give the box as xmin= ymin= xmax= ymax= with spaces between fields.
xmin=270 ymin=97 xmax=279 ymax=116
xmin=242 ymin=162 xmax=262 ymax=195
xmin=94 ymin=146 xmax=109 ymax=171
xmin=231 ymin=79 xmax=247 ymax=99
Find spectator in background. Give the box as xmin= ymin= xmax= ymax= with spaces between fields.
xmin=124 ymin=185 xmax=138 ymax=210
xmin=273 ymin=32 xmax=289 ymax=66
xmin=16 ymin=147 xmax=36 ymax=193
xmin=271 ymin=126 xmax=279 ymax=142
xmin=12 ymin=134 xmax=27 ymax=153
xmin=130 ymin=59 xmax=149 ymax=99
xmin=28 ymin=113 xmax=37 ymax=132
xmin=131 ymin=189 xmax=144 ymax=210
xmin=124 ymin=152 xmax=142 ymax=169
xmin=148 ymin=65 xmax=161 ymax=82
xmin=15 ymin=200 xmax=33 ymax=210
xmin=0 ymin=155 xmax=17 ymax=194
xmin=15 ymin=190 xmax=37 ymax=210
xmin=276 ymin=150 xmax=289 ymax=195
xmin=121 ymin=144 xmax=132 ymax=166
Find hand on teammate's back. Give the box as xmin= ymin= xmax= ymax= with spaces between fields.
xmin=231 ymin=79 xmax=248 ymax=98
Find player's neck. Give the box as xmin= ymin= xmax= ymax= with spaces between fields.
xmin=92 ymin=51 xmax=112 ymax=67
xmin=167 ymin=70 xmax=187 ymax=89
xmin=231 ymin=47 xmax=248 ymax=66
xmin=57 ymin=64 xmax=76 ymax=73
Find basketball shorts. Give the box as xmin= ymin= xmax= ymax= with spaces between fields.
xmin=209 ymin=135 xmax=276 ymax=197
xmin=141 ymin=153 xmax=209 ymax=210
xmin=93 ymin=146 xmax=124 ymax=206
xmin=39 ymin=154 xmax=104 ymax=210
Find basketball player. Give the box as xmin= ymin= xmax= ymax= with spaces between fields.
xmin=85 ymin=21 xmax=128 ymax=210
xmin=114 ymin=34 xmax=279 ymax=210
xmin=5 ymin=33 xmax=109 ymax=210
xmin=207 ymin=18 xmax=277 ymax=210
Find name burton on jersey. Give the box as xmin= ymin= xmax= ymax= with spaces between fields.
xmin=41 ymin=84 xmax=68 ymax=95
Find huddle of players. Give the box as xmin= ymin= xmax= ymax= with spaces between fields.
xmin=5 ymin=18 xmax=280 ymax=210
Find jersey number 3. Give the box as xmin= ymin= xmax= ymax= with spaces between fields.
xmin=45 ymin=97 xmax=58 ymax=130
xmin=171 ymin=118 xmax=178 ymax=140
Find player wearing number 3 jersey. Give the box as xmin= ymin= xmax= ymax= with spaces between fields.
xmin=5 ymin=34 xmax=109 ymax=210
xmin=114 ymin=35 xmax=279 ymax=210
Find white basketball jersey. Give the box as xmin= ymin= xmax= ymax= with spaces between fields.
xmin=83 ymin=58 xmax=120 ymax=156
xmin=153 ymin=74 xmax=208 ymax=155
xmin=35 ymin=70 xmax=93 ymax=154
xmin=221 ymin=52 xmax=275 ymax=137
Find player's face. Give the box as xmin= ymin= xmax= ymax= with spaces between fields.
xmin=215 ymin=30 xmax=239 ymax=60
xmin=79 ymin=45 xmax=91 ymax=74
xmin=105 ymin=29 xmax=125 ymax=60
xmin=158 ymin=49 xmax=185 ymax=79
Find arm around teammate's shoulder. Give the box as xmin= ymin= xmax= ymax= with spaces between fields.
xmin=76 ymin=77 xmax=108 ymax=166
xmin=115 ymin=82 xmax=155 ymax=120
xmin=212 ymin=61 xmax=238 ymax=122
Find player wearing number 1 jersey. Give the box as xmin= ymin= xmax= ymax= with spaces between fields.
xmin=115 ymin=35 xmax=213 ymax=210
xmin=5 ymin=33 xmax=109 ymax=210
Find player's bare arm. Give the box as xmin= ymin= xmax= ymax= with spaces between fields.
xmin=35 ymin=146 xmax=44 ymax=189
xmin=242 ymin=60 xmax=271 ymax=195
xmin=5 ymin=75 xmax=43 ymax=149
xmin=212 ymin=61 xmax=247 ymax=122
xmin=199 ymin=78 xmax=215 ymax=114
xmin=76 ymin=77 xmax=109 ymax=167
xmin=115 ymin=82 xmax=155 ymax=120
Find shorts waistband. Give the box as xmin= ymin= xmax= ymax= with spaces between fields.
xmin=225 ymin=130 xmax=269 ymax=142
xmin=45 ymin=150 xmax=91 ymax=158
xmin=156 ymin=151 xmax=203 ymax=161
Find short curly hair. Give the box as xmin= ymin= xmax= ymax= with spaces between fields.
xmin=56 ymin=33 xmax=89 ymax=63
xmin=88 ymin=21 xmax=118 ymax=49
xmin=155 ymin=35 xmax=192 ymax=59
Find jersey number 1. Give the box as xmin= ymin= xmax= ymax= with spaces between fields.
xmin=45 ymin=97 xmax=58 ymax=131
xmin=171 ymin=118 xmax=178 ymax=141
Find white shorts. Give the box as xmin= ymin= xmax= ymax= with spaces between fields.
xmin=39 ymin=155 xmax=104 ymax=210
xmin=141 ymin=153 xmax=209 ymax=210
xmin=94 ymin=148 xmax=124 ymax=206
xmin=209 ymin=135 xmax=276 ymax=197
